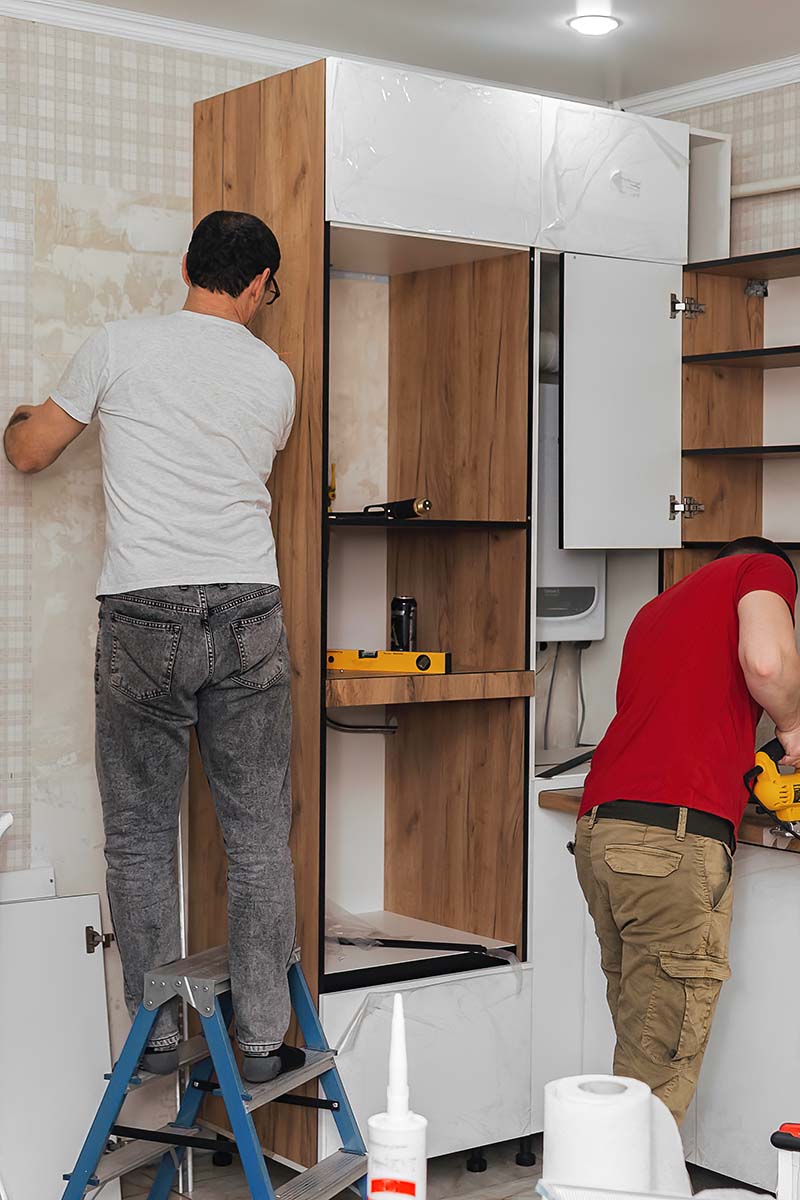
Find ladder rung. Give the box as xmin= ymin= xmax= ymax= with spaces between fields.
xmin=243 ymin=1049 xmax=337 ymax=1114
xmin=276 ymin=1150 xmax=367 ymax=1200
xmin=131 ymin=1034 xmax=209 ymax=1088
xmin=90 ymin=1125 xmax=197 ymax=1186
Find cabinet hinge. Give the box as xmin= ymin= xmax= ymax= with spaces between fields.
xmin=85 ymin=925 xmax=115 ymax=954
xmin=670 ymin=293 xmax=706 ymax=319
xmin=745 ymin=279 xmax=769 ymax=298
xmin=669 ymin=495 xmax=705 ymax=520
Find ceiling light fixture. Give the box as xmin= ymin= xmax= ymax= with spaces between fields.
xmin=567 ymin=14 xmax=622 ymax=35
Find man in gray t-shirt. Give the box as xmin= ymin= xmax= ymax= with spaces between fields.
xmin=4 ymin=210 xmax=301 ymax=1085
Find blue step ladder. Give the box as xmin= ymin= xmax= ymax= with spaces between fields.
xmin=62 ymin=947 xmax=367 ymax=1199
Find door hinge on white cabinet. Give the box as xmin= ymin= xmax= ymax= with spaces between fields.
xmin=85 ymin=925 xmax=115 ymax=954
xmin=670 ymin=293 xmax=706 ymax=319
xmin=669 ymin=495 xmax=705 ymax=520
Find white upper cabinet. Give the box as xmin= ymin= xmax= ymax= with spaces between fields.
xmin=326 ymin=57 xmax=542 ymax=248
xmin=539 ymin=98 xmax=690 ymax=263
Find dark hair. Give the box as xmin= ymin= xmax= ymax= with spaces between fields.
xmin=185 ymin=210 xmax=280 ymax=298
xmin=715 ymin=536 xmax=798 ymax=586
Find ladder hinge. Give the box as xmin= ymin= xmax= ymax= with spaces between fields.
xmin=86 ymin=925 xmax=115 ymax=954
xmin=670 ymin=292 xmax=706 ymax=319
xmin=669 ymin=494 xmax=705 ymax=520
xmin=745 ymin=279 xmax=769 ymax=298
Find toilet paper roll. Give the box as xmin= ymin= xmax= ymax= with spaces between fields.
xmin=544 ymin=1075 xmax=652 ymax=1191
xmin=540 ymin=329 xmax=560 ymax=375
xmin=543 ymin=1076 xmax=691 ymax=1196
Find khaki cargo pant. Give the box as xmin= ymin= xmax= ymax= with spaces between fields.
xmin=574 ymin=812 xmax=733 ymax=1123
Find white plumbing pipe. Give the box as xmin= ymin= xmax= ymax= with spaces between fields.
xmin=732 ymin=175 xmax=800 ymax=200
xmin=0 ymin=813 xmax=12 ymax=1198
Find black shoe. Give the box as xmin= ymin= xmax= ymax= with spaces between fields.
xmin=242 ymin=1044 xmax=306 ymax=1085
xmin=140 ymin=1048 xmax=179 ymax=1075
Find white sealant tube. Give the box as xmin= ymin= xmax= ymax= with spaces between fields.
xmin=367 ymin=993 xmax=427 ymax=1200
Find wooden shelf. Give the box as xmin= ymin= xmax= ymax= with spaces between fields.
xmin=683 ymin=444 xmax=800 ymax=460
xmin=328 ymin=513 xmax=528 ymax=530
xmin=684 ymin=346 xmax=800 ymax=370
xmin=326 ymin=668 xmax=535 ymax=708
xmin=537 ymin=788 xmax=800 ymax=853
xmin=686 ymin=246 xmax=800 ymax=280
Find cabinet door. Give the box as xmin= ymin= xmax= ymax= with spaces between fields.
xmin=540 ymin=98 xmax=689 ymax=263
xmin=326 ymin=58 xmax=541 ymax=248
xmin=561 ymin=253 xmax=683 ymax=549
xmin=0 ymin=895 xmax=119 ymax=1200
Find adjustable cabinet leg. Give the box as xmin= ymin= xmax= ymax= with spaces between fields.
xmin=466 ymin=1147 xmax=487 ymax=1173
xmin=516 ymin=1136 xmax=537 ymax=1167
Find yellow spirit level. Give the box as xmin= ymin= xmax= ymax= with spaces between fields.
xmin=326 ymin=649 xmax=452 ymax=674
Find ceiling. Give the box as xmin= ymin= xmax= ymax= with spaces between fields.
xmin=79 ymin=0 xmax=800 ymax=103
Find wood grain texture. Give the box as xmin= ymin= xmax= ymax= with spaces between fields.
xmin=326 ymin=668 xmax=535 ymax=708
xmin=385 ymin=699 xmax=526 ymax=948
xmin=682 ymin=365 xmax=763 ymax=450
xmin=660 ymin=548 xmax=717 ymax=590
xmin=193 ymin=94 xmax=224 ymax=219
xmin=681 ymin=272 xmax=764 ymax=546
xmin=682 ymin=271 xmax=764 ymax=356
xmin=539 ymin=789 xmax=800 ymax=853
xmin=387 ymin=528 xmax=528 ymax=672
xmin=190 ymin=60 xmax=325 ymax=1167
xmin=388 ymin=252 xmax=530 ymax=522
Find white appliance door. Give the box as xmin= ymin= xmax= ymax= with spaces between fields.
xmin=561 ymin=253 xmax=683 ymax=549
xmin=0 ymin=894 xmax=119 ymax=1200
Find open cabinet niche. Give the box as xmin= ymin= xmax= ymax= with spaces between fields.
xmin=324 ymin=227 xmax=534 ymax=991
xmin=662 ymin=251 xmax=800 ymax=590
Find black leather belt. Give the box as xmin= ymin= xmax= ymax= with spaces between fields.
xmin=593 ymin=799 xmax=736 ymax=853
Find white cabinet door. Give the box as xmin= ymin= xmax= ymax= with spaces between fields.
xmin=540 ymin=98 xmax=689 ymax=263
xmin=0 ymin=894 xmax=119 ymax=1200
xmin=561 ymin=253 xmax=683 ymax=550
xmin=326 ymin=58 xmax=541 ymax=248
xmin=319 ymin=966 xmax=533 ymax=1159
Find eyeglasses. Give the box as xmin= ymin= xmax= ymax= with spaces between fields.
xmin=265 ymin=275 xmax=281 ymax=306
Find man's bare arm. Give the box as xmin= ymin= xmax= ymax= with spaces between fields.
xmin=4 ymin=399 xmax=86 ymax=473
xmin=739 ymin=589 xmax=800 ymax=763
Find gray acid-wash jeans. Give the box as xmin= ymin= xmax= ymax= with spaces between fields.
xmin=95 ymin=583 xmax=296 ymax=1054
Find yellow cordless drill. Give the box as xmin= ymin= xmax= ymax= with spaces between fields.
xmin=745 ymin=738 xmax=800 ymax=836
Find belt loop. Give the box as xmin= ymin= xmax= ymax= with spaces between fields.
xmin=588 ymin=806 xmax=599 ymax=830
xmin=676 ymin=807 xmax=688 ymax=841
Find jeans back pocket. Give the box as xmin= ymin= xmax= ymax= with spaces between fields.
xmin=231 ymin=603 xmax=287 ymax=690
xmin=110 ymin=613 xmax=182 ymax=701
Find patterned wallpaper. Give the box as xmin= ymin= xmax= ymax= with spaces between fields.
xmin=668 ymin=83 xmax=800 ymax=255
xmin=0 ymin=16 xmax=268 ymax=872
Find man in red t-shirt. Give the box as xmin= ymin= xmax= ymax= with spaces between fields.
xmin=575 ymin=537 xmax=800 ymax=1121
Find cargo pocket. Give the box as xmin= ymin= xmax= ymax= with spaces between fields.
xmin=231 ymin=603 xmax=287 ymax=690
xmin=604 ymin=845 xmax=683 ymax=877
xmin=110 ymin=613 xmax=181 ymax=701
xmin=641 ymin=952 xmax=730 ymax=1065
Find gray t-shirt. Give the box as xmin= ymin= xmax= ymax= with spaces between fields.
xmin=52 ymin=310 xmax=296 ymax=596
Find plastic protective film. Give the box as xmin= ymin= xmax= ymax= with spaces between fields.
xmin=326 ymin=57 xmax=541 ymax=248
xmin=539 ymin=97 xmax=689 ymax=262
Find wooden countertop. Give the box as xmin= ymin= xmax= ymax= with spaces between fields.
xmin=538 ymin=787 xmax=800 ymax=853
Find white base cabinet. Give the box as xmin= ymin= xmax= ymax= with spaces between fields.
xmin=319 ymin=964 xmax=534 ymax=1160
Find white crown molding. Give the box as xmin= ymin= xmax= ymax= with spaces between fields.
xmin=0 ymin=0 xmax=328 ymax=66
xmin=620 ymin=51 xmax=800 ymax=116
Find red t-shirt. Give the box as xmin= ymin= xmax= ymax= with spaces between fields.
xmin=579 ymin=554 xmax=797 ymax=828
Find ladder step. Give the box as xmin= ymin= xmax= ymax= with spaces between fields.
xmin=89 ymin=1125 xmax=197 ymax=1187
xmin=132 ymin=1034 xmax=209 ymax=1088
xmin=276 ymin=1150 xmax=368 ymax=1200
xmin=144 ymin=945 xmax=230 ymax=1009
xmin=243 ymin=1048 xmax=337 ymax=1113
